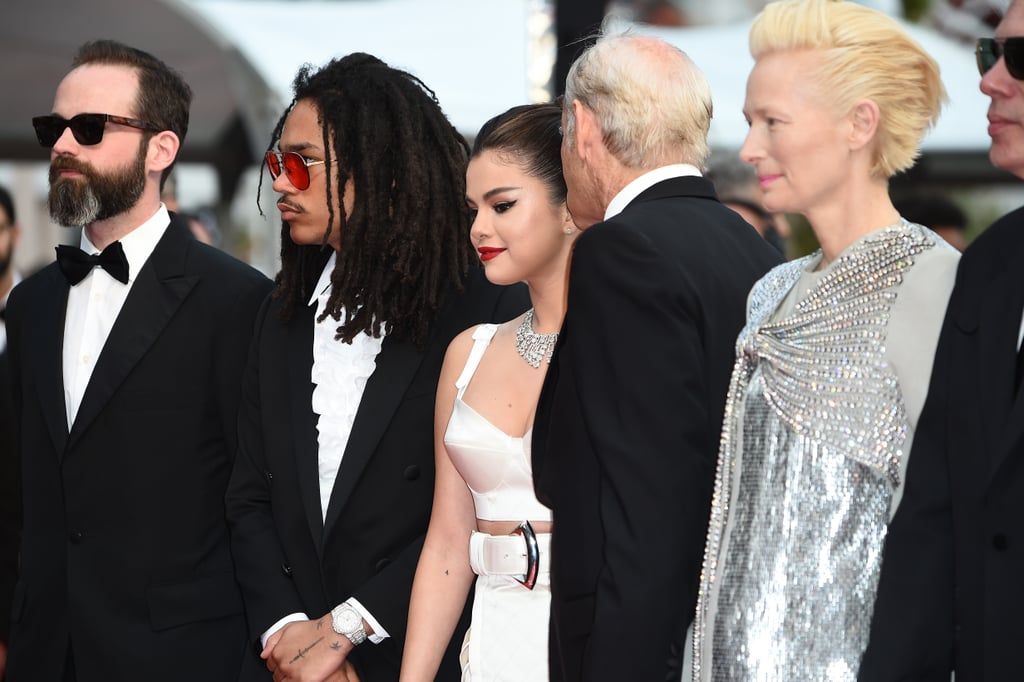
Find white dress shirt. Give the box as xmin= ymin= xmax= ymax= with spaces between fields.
xmin=261 ymin=252 xmax=390 ymax=646
xmin=603 ymin=163 xmax=702 ymax=221
xmin=0 ymin=271 xmax=23 ymax=354
xmin=62 ymin=206 xmax=169 ymax=428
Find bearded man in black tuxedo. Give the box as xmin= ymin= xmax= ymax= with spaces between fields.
xmin=5 ymin=40 xmax=271 ymax=682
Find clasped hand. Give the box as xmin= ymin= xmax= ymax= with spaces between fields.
xmin=262 ymin=616 xmax=359 ymax=682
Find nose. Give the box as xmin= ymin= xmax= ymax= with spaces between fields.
xmin=981 ymin=57 xmax=1013 ymax=98
xmin=51 ymin=125 xmax=79 ymax=158
xmin=271 ymin=167 xmax=297 ymax=194
xmin=739 ymin=127 xmax=762 ymax=166
xmin=469 ymin=209 xmax=489 ymax=245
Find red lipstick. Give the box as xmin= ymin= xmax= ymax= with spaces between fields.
xmin=478 ymin=246 xmax=505 ymax=262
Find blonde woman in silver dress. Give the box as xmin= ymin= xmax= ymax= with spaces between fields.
xmin=691 ymin=1 xmax=961 ymax=680
xmin=400 ymin=103 xmax=576 ymax=681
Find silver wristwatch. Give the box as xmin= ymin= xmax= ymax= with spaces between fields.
xmin=330 ymin=603 xmax=368 ymax=646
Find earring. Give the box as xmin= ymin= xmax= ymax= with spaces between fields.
xmin=565 ymin=227 xmax=575 ymax=235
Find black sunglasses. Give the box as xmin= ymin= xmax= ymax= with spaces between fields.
xmin=31 ymin=113 xmax=159 ymax=148
xmin=265 ymin=151 xmax=326 ymax=191
xmin=976 ymin=37 xmax=1024 ymax=80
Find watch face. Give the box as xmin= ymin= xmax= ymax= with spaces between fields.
xmin=336 ymin=608 xmax=361 ymax=633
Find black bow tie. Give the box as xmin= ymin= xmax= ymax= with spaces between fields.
xmin=56 ymin=242 xmax=130 ymax=285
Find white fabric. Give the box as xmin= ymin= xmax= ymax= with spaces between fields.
xmin=260 ymin=598 xmax=386 ymax=648
xmin=0 ymin=271 xmax=23 ymax=353
xmin=444 ymin=324 xmax=552 ymax=522
xmin=62 ymin=205 xmax=169 ymax=428
xmin=469 ymin=530 xmax=551 ymax=577
xmin=299 ymin=251 xmax=389 ymax=644
xmin=308 ymin=251 xmax=385 ymax=521
xmin=603 ymin=164 xmax=702 ymax=220
xmin=461 ymin=573 xmax=551 ymax=681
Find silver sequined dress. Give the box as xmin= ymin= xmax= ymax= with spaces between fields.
xmin=692 ymin=221 xmax=959 ymax=681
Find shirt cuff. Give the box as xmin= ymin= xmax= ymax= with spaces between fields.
xmin=260 ymin=612 xmax=309 ymax=649
xmin=346 ymin=597 xmax=389 ymax=643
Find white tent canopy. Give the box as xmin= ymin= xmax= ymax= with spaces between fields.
xmin=184 ymin=0 xmax=539 ymax=145
xmin=186 ymin=1 xmax=991 ymax=154
xmin=618 ymin=17 xmax=992 ymax=153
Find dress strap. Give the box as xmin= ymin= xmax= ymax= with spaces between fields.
xmin=454 ymin=324 xmax=499 ymax=399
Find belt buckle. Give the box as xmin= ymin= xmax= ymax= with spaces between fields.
xmin=512 ymin=520 xmax=539 ymax=590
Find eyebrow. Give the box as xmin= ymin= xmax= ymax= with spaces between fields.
xmin=279 ymin=141 xmax=322 ymax=154
xmin=482 ymin=186 xmax=522 ymax=201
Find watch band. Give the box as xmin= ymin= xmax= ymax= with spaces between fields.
xmin=330 ymin=604 xmax=368 ymax=646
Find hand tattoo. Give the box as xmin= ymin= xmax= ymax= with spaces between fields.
xmin=290 ymin=636 xmax=325 ymax=664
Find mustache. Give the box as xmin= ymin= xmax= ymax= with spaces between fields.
xmin=277 ymin=198 xmax=302 ymax=214
xmin=49 ymin=156 xmax=94 ymax=181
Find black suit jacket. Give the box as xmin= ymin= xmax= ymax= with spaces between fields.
xmin=226 ymin=266 xmax=528 ymax=681
xmin=0 ymin=343 xmax=18 ymax=647
xmin=4 ymin=217 xmax=272 ymax=682
xmin=861 ymin=207 xmax=1024 ymax=681
xmin=532 ymin=176 xmax=783 ymax=682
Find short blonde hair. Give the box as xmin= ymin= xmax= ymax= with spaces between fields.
xmin=564 ymin=33 xmax=713 ymax=169
xmin=749 ymin=0 xmax=946 ymax=178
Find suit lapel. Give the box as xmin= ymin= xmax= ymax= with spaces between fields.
xmin=67 ymin=224 xmax=197 ymax=450
xmin=322 ymin=334 xmax=425 ymax=536
xmin=988 ymin=279 xmax=1024 ymax=479
xmin=287 ymin=304 xmax=327 ymax=553
xmin=34 ymin=267 xmax=71 ymax=456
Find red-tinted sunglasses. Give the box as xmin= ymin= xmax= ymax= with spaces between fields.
xmin=265 ymin=151 xmax=325 ymax=190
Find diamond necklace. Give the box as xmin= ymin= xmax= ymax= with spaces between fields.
xmin=514 ymin=308 xmax=558 ymax=368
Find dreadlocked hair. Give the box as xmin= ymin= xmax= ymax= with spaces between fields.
xmin=261 ymin=52 xmax=474 ymax=347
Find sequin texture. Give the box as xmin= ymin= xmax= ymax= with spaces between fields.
xmin=692 ymin=222 xmax=935 ymax=681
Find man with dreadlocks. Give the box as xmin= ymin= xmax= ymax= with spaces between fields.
xmin=226 ymin=53 xmax=528 ymax=682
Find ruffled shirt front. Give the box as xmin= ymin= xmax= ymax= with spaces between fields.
xmin=309 ymin=252 xmax=385 ymax=520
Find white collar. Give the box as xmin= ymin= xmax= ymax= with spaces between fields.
xmin=604 ymin=164 xmax=702 ymax=220
xmin=80 ymin=204 xmax=170 ymax=283
xmin=308 ymin=251 xmax=338 ymax=307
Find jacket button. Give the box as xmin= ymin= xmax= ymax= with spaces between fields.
xmin=993 ymin=533 xmax=1009 ymax=551
xmin=69 ymin=530 xmax=83 ymax=544
xmin=281 ymin=563 xmax=293 ymax=577
xmin=403 ymin=465 xmax=421 ymax=481
xmin=375 ymin=558 xmax=391 ymax=572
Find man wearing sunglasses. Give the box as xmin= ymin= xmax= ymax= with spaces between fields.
xmin=861 ymin=2 xmax=1024 ymax=680
xmin=225 ymin=54 xmax=527 ymax=682
xmin=4 ymin=40 xmax=272 ymax=682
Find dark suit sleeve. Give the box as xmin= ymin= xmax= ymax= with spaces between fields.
xmin=0 ymin=349 xmax=19 ymax=642
xmin=215 ymin=271 xmax=275 ymax=472
xmin=858 ymin=281 xmax=957 ymax=681
xmin=226 ymin=295 xmax=310 ymax=642
xmin=1 ymin=287 xmax=26 ymax=645
xmin=567 ymin=223 xmax=714 ymax=678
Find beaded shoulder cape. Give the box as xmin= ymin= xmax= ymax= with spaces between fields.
xmin=691 ymin=221 xmax=938 ymax=681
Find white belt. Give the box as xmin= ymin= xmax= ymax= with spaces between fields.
xmin=469 ymin=523 xmax=551 ymax=590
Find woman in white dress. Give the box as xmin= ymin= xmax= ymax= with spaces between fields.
xmin=400 ymin=103 xmax=577 ymax=681
xmin=691 ymin=1 xmax=961 ymax=680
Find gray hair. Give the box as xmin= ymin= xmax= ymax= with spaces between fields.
xmin=563 ymin=33 xmax=713 ymax=169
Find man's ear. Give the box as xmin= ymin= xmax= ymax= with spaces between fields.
xmin=570 ymin=99 xmax=597 ymax=160
xmin=148 ymin=130 xmax=180 ymax=174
